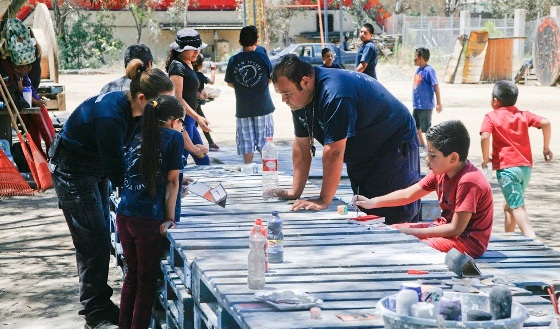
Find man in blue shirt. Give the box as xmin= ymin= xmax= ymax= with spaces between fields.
xmin=355 ymin=23 xmax=378 ymax=79
xmin=226 ymin=25 xmax=275 ymax=164
xmin=271 ymin=54 xmax=420 ymax=224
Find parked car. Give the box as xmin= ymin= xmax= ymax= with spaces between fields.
xmin=269 ymin=43 xmax=357 ymax=68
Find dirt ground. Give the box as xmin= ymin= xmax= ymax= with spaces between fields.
xmin=1 ymin=63 xmax=559 ymax=328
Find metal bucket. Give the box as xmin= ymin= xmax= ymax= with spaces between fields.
xmin=377 ymin=292 xmax=529 ymax=329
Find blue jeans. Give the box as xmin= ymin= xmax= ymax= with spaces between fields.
xmin=184 ymin=115 xmax=210 ymax=165
xmin=51 ymin=162 xmax=119 ymax=324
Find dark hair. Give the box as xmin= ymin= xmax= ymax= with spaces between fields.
xmin=193 ymin=53 xmax=205 ymax=71
xmin=362 ymin=23 xmax=374 ymax=34
xmin=240 ymin=25 xmax=258 ymax=47
xmin=321 ymin=47 xmax=332 ymax=57
xmin=492 ymin=80 xmax=518 ymax=106
xmin=164 ymin=49 xmax=181 ymax=73
xmin=126 ymin=59 xmax=174 ymax=100
xmin=426 ymin=120 xmax=470 ymax=161
xmin=140 ymin=95 xmax=185 ymax=196
xmin=271 ymin=54 xmax=314 ymax=91
xmin=415 ymin=47 xmax=430 ymax=61
xmin=124 ymin=44 xmax=153 ymax=68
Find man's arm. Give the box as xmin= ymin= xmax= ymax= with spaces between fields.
xmin=399 ymin=211 xmax=472 ymax=239
xmin=269 ymin=136 xmax=312 ymax=200
xmin=227 ymin=82 xmax=234 ymax=88
xmin=539 ymin=118 xmax=553 ymax=162
xmin=291 ymin=138 xmax=346 ymax=211
xmin=480 ymin=131 xmax=491 ymax=169
xmin=355 ymin=62 xmax=368 ymax=73
xmin=354 ymin=183 xmax=430 ymax=209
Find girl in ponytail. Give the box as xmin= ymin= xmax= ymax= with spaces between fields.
xmin=116 ymin=94 xmax=185 ymax=328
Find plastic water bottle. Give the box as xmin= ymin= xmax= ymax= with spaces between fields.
xmin=262 ymin=137 xmax=279 ymax=201
xmin=251 ymin=219 xmax=268 ymax=271
xmin=267 ymin=211 xmax=284 ymax=263
xmin=248 ymin=222 xmax=266 ymax=289
xmin=22 ymin=86 xmax=32 ymax=108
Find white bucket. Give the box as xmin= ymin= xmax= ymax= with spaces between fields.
xmin=377 ymin=292 xmax=529 ymax=329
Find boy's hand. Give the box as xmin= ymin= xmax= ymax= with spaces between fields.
xmin=435 ymin=104 xmax=442 ymax=113
xmin=544 ymin=149 xmax=553 ymax=162
xmin=481 ymin=160 xmax=491 ymax=170
xmin=353 ymin=195 xmax=375 ymax=209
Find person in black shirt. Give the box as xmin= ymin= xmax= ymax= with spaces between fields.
xmin=49 ymin=60 xmax=174 ymax=329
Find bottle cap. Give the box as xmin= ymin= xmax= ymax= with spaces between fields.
xmin=271 ymin=211 xmax=278 ymax=216
xmin=265 ymin=136 xmax=273 ymax=142
xmin=22 ymin=86 xmax=31 ymax=91
xmin=255 ymin=218 xmax=262 ymax=225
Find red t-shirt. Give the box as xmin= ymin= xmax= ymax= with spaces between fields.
xmin=480 ymin=106 xmax=543 ymax=170
xmin=419 ymin=161 xmax=494 ymax=258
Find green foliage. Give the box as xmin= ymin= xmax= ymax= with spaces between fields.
xmin=167 ymin=0 xmax=190 ymax=31
xmin=490 ymin=0 xmax=560 ymax=20
xmin=481 ymin=20 xmax=502 ymax=37
xmin=58 ymin=11 xmax=124 ymax=69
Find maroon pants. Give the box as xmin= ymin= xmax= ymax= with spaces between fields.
xmin=116 ymin=214 xmax=163 ymax=329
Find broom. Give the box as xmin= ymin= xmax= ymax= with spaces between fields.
xmin=0 ymin=148 xmax=34 ymax=196
xmin=0 ymin=78 xmax=52 ymax=191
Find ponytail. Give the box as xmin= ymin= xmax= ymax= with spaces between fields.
xmin=126 ymin=59 xmax=174 ymax=100
xmin=139 ymin=95 xmax=185 ymax=197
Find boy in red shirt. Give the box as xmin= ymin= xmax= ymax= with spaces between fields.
xmin=480 ymin=80 xmax=552 ymax=238
xmin=354 ymin=120 xmax=493 ymax=258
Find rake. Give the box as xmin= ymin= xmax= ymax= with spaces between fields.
xmin=0 ymin=78 xmax=52 ymax=191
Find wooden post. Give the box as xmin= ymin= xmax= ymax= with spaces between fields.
xmin=513 ymin=9 xmax=526 ymax=62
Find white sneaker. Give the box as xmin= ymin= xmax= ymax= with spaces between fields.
xmin=419 ymin=146 xmax=427 ymax=157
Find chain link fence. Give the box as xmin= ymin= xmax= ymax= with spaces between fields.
xmin=386 ymin=14 xmax=539 ymax=64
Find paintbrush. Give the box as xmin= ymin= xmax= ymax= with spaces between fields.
xmin=354 ymin=186 xmax=359 ymax=217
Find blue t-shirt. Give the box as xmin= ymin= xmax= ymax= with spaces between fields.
xmin=355 ymin=41 xmax=378 ymax=79
xmin=117 ymin=128 xmax=185 ymax=221
xmin=169 ymin=59 xmax=199 ymax=110
xmin=60 ymin=92 xmax=140 ymax=186
xmin=413 ymin=64 xmax=438 ymax=110
xmin=225 ymin=50 xmax=275 ymax=118
xmin=320 ymin=63 xmax=344 ymax=69
xmin=292 ymin=67 xmax=416 ymax=166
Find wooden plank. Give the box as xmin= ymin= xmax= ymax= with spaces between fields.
xmin=443 ymin=34 xmax=467 ymax=83
xmin=462 ymin=30 xmax=489 ymax=83
xmin=482 ymin=38 xmax=515 ymax=82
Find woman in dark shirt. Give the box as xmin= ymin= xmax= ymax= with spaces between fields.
xmin=165 ymin=28 xmax=210 ymax=165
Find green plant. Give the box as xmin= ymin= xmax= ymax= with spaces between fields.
xmin=481 ymin=20 xmax=502 ymax=38
xmin=58 ymin=11 xmax=123 ymax=69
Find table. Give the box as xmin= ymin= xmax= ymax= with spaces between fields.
xmin=155 ymin=166 xmax=560 ymax=329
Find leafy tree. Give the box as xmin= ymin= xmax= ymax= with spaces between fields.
xmin=58 ymin=10 xmax=123 ymax=69
xmin=235 ymin=0 xmax=294 ymax=47
xmin=127 ymin=0 xmax=158 ymax=43
xmin=167 ymin=0 xmax=190 ymax=31
xmin=490 ymin=0 xmax=560 ymax=20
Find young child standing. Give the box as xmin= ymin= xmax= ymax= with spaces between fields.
xmin=320 ymin=48 xmax=343 ymax=69
xmin=480 ymin=80 xmax=552 ymax=239
xmin=193 ymin=54 xmax=220 ymax=151
xmin=116 ymin=95 xmax=185 ymax=328
xmin=354 ymin=120 xmax=494 ymax=258
xmin=413 ymin=47 xmax=442 ymax=157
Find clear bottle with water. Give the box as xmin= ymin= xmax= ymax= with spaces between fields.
xmin=248 ymin=222 xmax=266 ymax=289
xmin=251 ymin=218 xmax=268 ymax=271
xmin=267 ymin=211 xmax=284 ymax=263
xmin=262 ymin=137 xmax=279 ymax=201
